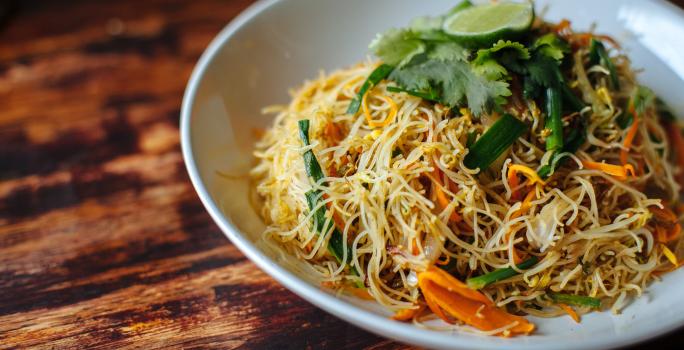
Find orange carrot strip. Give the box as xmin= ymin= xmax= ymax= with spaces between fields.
xmin=347 ymin=287 xmax=374 ymax=300
xmin=424 ymin=291 xmax=451 ymax=324
xmin=322 ymin=194 xmax=347 ymax=230
xmin=363 ymin=93 xmax=398 ymax=128
xmin=419 ymin=267 xmax=493 ymax=306
xmin=419 ymin=267 xmax=535 ymax=336
xmin=431 ymin=165 xmax=462 ymax=223
xmin=511 ymin=247 xmax=524 ymax=265
xmin=582 ymin=160 xmax=635 ymax=180
xmin=507 ymin=168 xmax=522 ymax=202
xmin=558 ymin=304 xmax=580 ymax=323
xmin=392 ymin=305 xmax=426 ymax=322
xmin=650 ymin=206 xmax=682 ymax=243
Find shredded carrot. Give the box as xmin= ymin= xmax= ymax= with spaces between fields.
xmin=411 ymin=235 xmax=422 ymax=256
xmin=582 ymin=160 xmax=635 ymax=180
xmin=430 ymin=165 xmax=462 ymax=223
xmin=558 ymin=304 xmax=580 ymax=323
xmin=650 ymin=206 xmax=682 ymax=243
xmin=418 ymin=267 xmax=535 ymax=336
xmin=507 ymin=167 xmax=522 ymax=202
xmin=347 ymin=287 xmax=375 ymax=300
xmin=510 ymin=247 xmax=524 ymax=265
xmin=362 ymin=92 xmax=398 ymax=128
xmin=508 ymin=164 xmax=546 ymax=186
xmin=554 ymin=19 xmax=571 ymax=36
xmin=621 ymin=107 xmax=639 ymax=166
xmin=392 ymin=305 xmax=426 ymax=321
xmin=322 ymin=193 xmax=347 ymax=231
xmin=324 ymin=122 xmax=343 ymax=144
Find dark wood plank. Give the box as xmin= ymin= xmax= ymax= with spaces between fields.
xmin=0 ymin=0 xmax=683 ymax=349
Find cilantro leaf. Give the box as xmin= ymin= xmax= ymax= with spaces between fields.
xmin=521 ymin=34 xmax=569 ymax=99
xmin=472 ymin=40 xmax=530 ymax=80
xmin=533 ymin=33 xmax=570 ymax=61
xmin=429 ymin=42 xmax=470 ymax=62
xmin=369 ymin=29 xmax=426 ymax=67
xmin=390 ymin=57 xmax=510 ymax=115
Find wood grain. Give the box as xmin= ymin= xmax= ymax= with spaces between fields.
xmin=0 ymin=0 xmax=682 ymax=349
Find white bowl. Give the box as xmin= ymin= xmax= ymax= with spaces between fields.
xmin=181 ymin=0 xmax=684 ymax=348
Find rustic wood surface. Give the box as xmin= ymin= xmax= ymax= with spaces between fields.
xmin=0 ymin=0 xmax=683 ymax=349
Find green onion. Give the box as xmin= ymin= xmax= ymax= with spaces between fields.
xmin=549 ymin=292 xmax=602 ymax=308
xmin=589 ymin=39 xmax=620 ymax=90
xmin=466 ymin=131 xmax=478 ymax=148
xmin=538 ymin=115 xmax=587 ymax=178
xmin=305 ymin=191 xmax=354 ymax=269
xmin=299 ymin=120 xmax=357 ymax=275
xmin=464 ymin=113 xmax=527 ymax=171
xmin=387 ymin=85 xmax=440 ymax=102
xmin=466 ymin=257 xmax=539 ymax=289
xmin=347 ymin=64 xmax=394 ymax=115
xmin=298 ymin=120 xmax=325 ymax=184
xmin=545 ymin=87 xmax=563 ymax=152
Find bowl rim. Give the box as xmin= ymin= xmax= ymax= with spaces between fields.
xmin=180 ymin=0 xmax=684 ymax=348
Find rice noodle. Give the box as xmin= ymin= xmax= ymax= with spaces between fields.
xmin=248 ymin=22 xmax=683 ymax=331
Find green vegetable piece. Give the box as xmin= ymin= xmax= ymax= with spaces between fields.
xmin=390 ymin=57 xmax=510 ymax=116
xmin=370 ymin=29 xmax=426 ymax=67
xmin=533 ymin=33 xmax=570 ymax=61
xmin=305 ymin=191 xmax=354 ymax=268
xmin=464 ymin=113 xmax=527 ymax=171
xmin=467 ymin=256 xmax=539 ymax=289
xmin=549 ymin=292 xmax=602 ymax=308
xmin=538 ymin=114 xmax=587 ymax=178
xmin=616 ymin=86 xmax=655 ymax=129
xmin=298 ymin=120 xmax=325 ymax=184
xmin=545 ymin=87 xmax=564 ymax=152
xmin=299 ymin=120 xmax=358 ymax=275
xmin=472 ymin=40 xmax=530 ymax=80
xmin=442 ymin=1 xmax=535 ymax=46
xmin=589 ymin=39 xmax=620 ymax=90
xmin=347 ymin=64 xmax=394 ymax=115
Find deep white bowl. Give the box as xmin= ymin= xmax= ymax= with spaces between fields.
xmin=181 ymin=0 xmax=684 ymax=348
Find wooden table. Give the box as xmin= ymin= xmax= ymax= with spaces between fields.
xmin=0 ymin=1 xmax=682 ymax=349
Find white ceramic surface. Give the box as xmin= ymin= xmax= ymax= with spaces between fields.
xmin=180 ymin=1 xmax=684 ymax=349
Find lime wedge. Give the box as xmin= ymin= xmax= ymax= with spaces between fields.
xmin=443 ymin=2 xmax=534 ymax=46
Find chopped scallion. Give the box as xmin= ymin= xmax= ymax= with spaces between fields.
xmin=347 ymin=64 xmax=394 ymax=114
xmin=549 ymin=292 xmax=602 ymax=308
xmin=464 ymin=114 xmax=527 ymax=172
xmin=466 ymin=257 xmax=539 ymax=289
